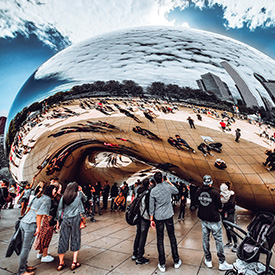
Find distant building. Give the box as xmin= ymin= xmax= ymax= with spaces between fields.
xmin=0 ymin=117 xmax=6 ymax=135
xmin=254 ymin=73 xmax=275 ymax=106
xmin=221 ymin=61 xmax=259 ymax=108
xmin=196 ymin=72 xmax=234 ymax=102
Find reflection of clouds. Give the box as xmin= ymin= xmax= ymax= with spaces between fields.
xmin=1 ymin=0 xmax=274 ymax=48
xmin=33 ymin=27 xmax=275 ymax=107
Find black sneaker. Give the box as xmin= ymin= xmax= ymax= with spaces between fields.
xmin=136 ymin=257 xmax=150 ymax=265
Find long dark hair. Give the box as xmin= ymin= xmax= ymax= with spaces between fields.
xmin=63 ymin=181 xmax=78 ymax=206
xmin=43 ymin=185 xmax=57 ymax=199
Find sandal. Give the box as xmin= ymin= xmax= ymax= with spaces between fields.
xmin=71 ymin=261 xmax=81 ymax=270
xmin=57 ymin=263 xmax=66 ymax=271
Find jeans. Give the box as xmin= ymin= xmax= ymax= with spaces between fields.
xmin=133 ymin=218 xmax=150 ymax=260
xmin=92 ymin=196 xmax=101 ymax=215
xmin=18 ymin=222 xmax=36 ymax=275
xmin=155 ymin=216 xmax=179 ymax=265
xmin=201 ymin=220 xmax=225 ymax=263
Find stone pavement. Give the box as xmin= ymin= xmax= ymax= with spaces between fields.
xmin=1 ymin=203 xmax=273 ymax=275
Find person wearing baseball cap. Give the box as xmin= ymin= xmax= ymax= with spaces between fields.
xmin=195 ymin=175 xmax=233 ymax=271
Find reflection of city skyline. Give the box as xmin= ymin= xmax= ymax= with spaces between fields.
xmin=196 ymin=61 xmax=275 ymax=110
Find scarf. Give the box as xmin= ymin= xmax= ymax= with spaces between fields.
xmin=220 ymin=183 xmax=234 ymax=204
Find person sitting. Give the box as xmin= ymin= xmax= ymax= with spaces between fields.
xmin=263 ymin=149 xmax=275 ymax=167
xmin=198 ymin=143 xmax=213 ymax=156
xmin=175 ymin=135 xmax=196 ymax=153
xmin=113 ymin=192 xmax=125 ymax=212
xmin=167 ymin=137 xmax=182 ymax=150
xmin=215 ymin=159 xmax=227 ymax=170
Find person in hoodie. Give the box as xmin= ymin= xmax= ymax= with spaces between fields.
xmin=195 ymin=175 xmax=232 ymax=271
xmin=132 ymin=178 xmax=151 ymax=265
xmin=220 ymin=182 xmax=238 ymax=252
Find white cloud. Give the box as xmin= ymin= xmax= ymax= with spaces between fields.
xmin=0 ymin=0 xmax=274 ymax=48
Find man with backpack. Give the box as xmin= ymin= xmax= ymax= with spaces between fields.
xmin=149 ymin=172 xmax=182 ymax=272
xmin=132 ymin=178 xmax=151 ymax=265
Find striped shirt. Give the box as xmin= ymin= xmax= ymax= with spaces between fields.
xmin=149 ymin=181 xmax=178 ymax=220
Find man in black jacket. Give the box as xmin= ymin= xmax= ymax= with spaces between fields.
xmin=195 ymin=175 xmax=232 ymax=271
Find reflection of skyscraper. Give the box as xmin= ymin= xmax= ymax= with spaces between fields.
xmin=196 ymin=72 xmax=234 ymax=102
xmin=254 ymin=73 xmax=275 ymax=106
xmin=221 ymin=61 xmax=259 ymax=108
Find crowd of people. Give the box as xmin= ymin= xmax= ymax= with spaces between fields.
xmin=1 ymin=171 xmax=243 ymax=274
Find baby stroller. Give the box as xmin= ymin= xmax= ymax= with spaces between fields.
xmin=223 ymin=212 xmax=275 ymax=275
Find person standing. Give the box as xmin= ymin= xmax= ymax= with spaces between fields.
xmin=235 ymin=128 xmax=241 ymax=143
xmin=187 ymin=116 xmax=196 ymax=129
xmin=220 ymin=182 xmax=238 ymax=253
xmin=149 ymin=172 xmax=182 ymax=272
xmin=17 ymin=184 xmax=55 ymax=275
xmin=132 ymin=178 xmax=151 ymax=265
xmin=56 ymin=182 xmax=87 ymax=271
xmin=93 ymin=181 xmax=102 ymax=215
xmin=178 ymin=182 xmax=188 ymax=221
xmin=102 ymin=180 xmax=110 ymax=210
xmin=110 ymin=182 xmax=119 ymax=211
xmin=195 ymin=175 xmax=232 ymax=271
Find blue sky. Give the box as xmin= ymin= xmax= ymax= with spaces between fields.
xmin=0 ymin=0 xmax=275 ymax=118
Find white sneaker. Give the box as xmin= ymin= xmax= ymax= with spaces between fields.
xmin=204 ymin=259 xmax=213 ymax=268
xmin=174 ymin=259 xmax=182 ymax=269
xmin=41 ymin=255 xmax=54 ymax=263
xmin=37 ymin=253 xmax=42 ymax=259
xmin=219 ymin=261 xmax=233 ymax=271
xmin=158 ymin=263 xmax=166 ymax=272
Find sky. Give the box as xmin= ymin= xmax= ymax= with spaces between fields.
xmin=0 ymin=0 xmax=275 ymax=118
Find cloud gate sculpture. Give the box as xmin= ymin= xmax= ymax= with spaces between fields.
xmin=6 ymin=26 xmax=275 ymax=213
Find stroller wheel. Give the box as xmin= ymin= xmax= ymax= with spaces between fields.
xmin=225 ymin=270 xmax=236 ymax=275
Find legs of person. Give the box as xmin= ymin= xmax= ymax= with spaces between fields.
xmin=58 ymin=218 xmax=71 ymax=260
xmin=227 ymin=214 xmax=237 ymax=244
xmin=201 ymin=220 xmax=212 ymax=261
xmin=165 ymin=217 xmax=179 ymax=264
xmin=155 ymin=219 xmax=165 ymax=265
xmin=222 ymin=218 xmax=232 ymax=244
xmin=97 ymin=198 xmax=102 ymax=215
xmin=133 ymin=222 xmax=141 ymax=257
xmin=211 ymin=221 xmax=226 ymax=263
xmin=18 ymin=222 xmax=36 ymax=275
xmin=110 ymin=198 xmax=115 ymax=211
xmin=136 ymin=218 xmax=150 ymax=260
xmin=70 ymin=215 xmax=81 ymax=252
xmin=178 ymin=206 xmax=183 ymax=219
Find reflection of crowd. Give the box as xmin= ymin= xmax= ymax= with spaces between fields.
xmin=133 ymin=126 xmax=162 ymax=140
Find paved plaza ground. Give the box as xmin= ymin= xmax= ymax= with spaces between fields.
xmin=1 ymin=202 xmax=274 ymax=275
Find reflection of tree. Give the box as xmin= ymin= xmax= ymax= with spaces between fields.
xmin=7 ymin=78 xmax=268 ymax=156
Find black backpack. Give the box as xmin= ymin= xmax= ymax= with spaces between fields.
xmin=125 ymin=190 xmax=148 ymax=226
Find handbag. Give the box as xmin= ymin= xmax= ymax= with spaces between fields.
xmin=79 ymin=216 xmax=86 ymax=229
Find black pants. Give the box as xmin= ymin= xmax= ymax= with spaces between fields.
xmin=102 ymin=195 xmax=108 ymax=209
xmin=178 ymin=202 xmax=185 ymax=219
xmin=222 ymin=213 xmax=237 ymax=244
xmin=133 ymin=218 xmax=150 ymax=260
xmin=155 ymin=216 xmax=179 ymax=265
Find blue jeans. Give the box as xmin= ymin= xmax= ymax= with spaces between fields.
xmin=201 ymin=220 xmax=225 ymax=263
xmin=18 ymin=222 xmax=36 ymax=275
xmin=155 ymin=216 xmax=179 ymax=265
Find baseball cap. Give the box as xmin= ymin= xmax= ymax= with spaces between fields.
xmin=203 ymin=175 xmax=213 ymax=185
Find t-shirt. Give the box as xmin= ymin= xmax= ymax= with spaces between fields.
xmin=22 ymin=195 xmax=51 ymax=224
